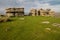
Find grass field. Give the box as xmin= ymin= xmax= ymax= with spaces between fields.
xmin=0 ymin=16 xmax=60 ymax=40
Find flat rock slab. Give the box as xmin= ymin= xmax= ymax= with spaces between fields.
xmin=42 ymin=21 xmax=50 ymax=24
xmin=45 ymin=28 xmax=51 ymax=31
xmin=0 ymin=17 xmax=10 ymax=22
xmin=19 ymin=18 xmax=24 ymax=20
xmin=52 ymin=23 xmax=60 ymax=27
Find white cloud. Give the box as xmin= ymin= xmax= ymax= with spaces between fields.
xmin=18 ymin=0 xmax=24 ymax=2
xmin=16 ymin=0 xmax=60 ymax=13
xmin=50 ymin=5 xmax=60 ymax=12
xmin=0 ymin=0 xmax=60 ymax=14
xmin=24 ymin=1 xmax=60 ymax=12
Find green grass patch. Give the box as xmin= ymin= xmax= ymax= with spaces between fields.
xmin=0 ymin=16 xmax=60 ymax=40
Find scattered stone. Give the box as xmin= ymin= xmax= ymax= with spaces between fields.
xmin=45 ymin=28 xmax=51 ymax=31
xmin=52 ymin=23 xmax=60 ymax=27
xmin=0 ymin=17 xmax=11 ymax=22
xmin=52 ymin=23 xmax=58 ymax=26
xmin=42 ymin=21 xmax=50 ymax=24
xmin=44 ymin=28 xmax=51 ymax=32
xmin=57 ymin=24 xmax=60 ymax=26
xmin=20 ymin=18 xmax=24 ymax=20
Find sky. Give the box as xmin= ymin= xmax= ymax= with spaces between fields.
xmin=0 ymin=0 xmax=60 ymax=14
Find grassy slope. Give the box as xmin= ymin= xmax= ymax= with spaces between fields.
xmin=0 ymin=16 xmax=60 ymax=40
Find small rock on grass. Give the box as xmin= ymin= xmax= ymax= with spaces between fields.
xmin=45 ymin=28 xmax=51 ymax=31
xmin=42 ymin=21 xmax=50 ymax=24
xmin=52 ymin=23 xmax=60 ymax=27
xmin=19 ymin=18 xmax=24 ymax=20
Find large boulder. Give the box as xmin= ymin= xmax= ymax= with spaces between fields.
xmin=0 ymin=17 xmax=11 ymax=22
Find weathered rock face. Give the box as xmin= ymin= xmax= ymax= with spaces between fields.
xmin=38 ymin=8 xmax=46 ymax=16
xmin=0 ymin=17 xmax=11 ymax=22
xmin=46 ymin=9 xmax=55 ymax=16
xmin=29 ymin=8 xmax=55 ymax=16
xmin=29 ymin=9 xmax=38 ymax=16
xmin=6 ymin=8 xmax=24 ymax=17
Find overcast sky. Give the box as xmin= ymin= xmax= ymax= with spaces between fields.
xmin=0 ymin=0 xmax=60 ymax=14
